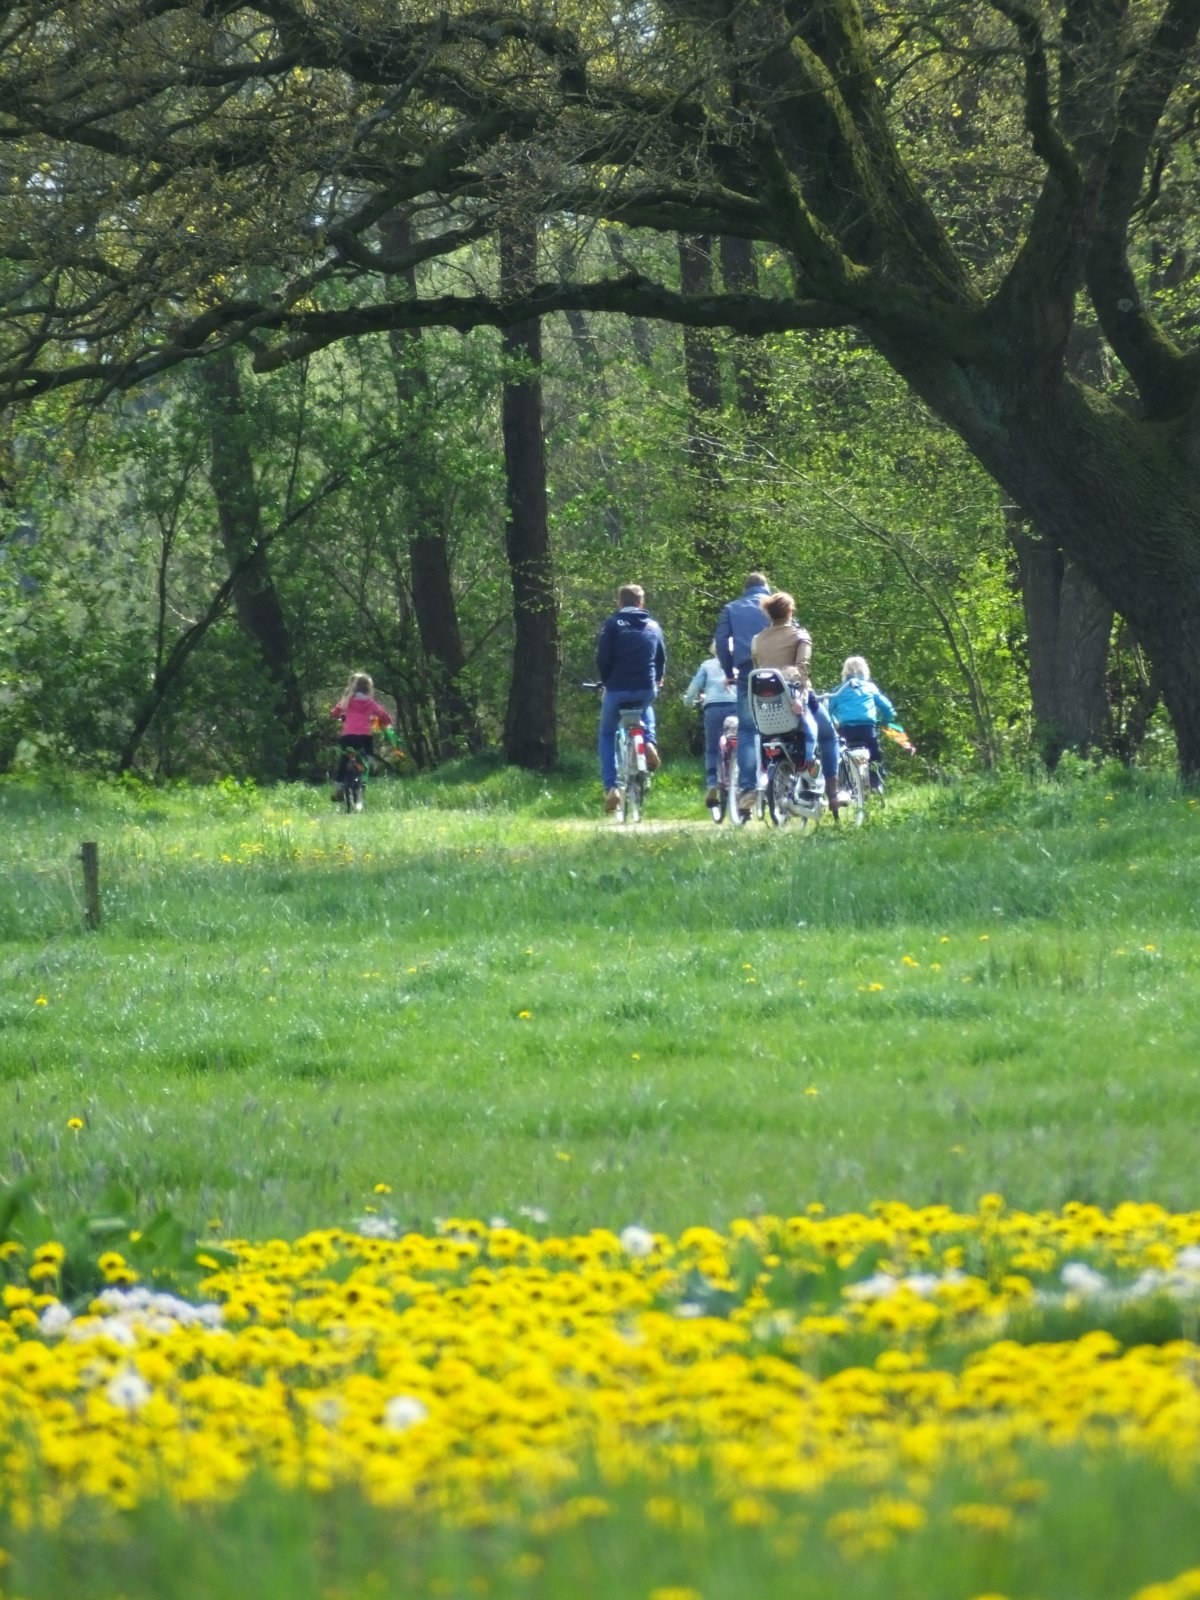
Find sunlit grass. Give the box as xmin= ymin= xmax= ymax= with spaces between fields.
xmin=3 ymin=763 xmax=1199 ymax=1235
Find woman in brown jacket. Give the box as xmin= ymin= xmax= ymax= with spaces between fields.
xmin=749 ymin=591 xmax=839 ymax=819
xmin=750 ymin=591 xmax=812 ymax=686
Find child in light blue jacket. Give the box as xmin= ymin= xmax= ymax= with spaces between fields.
xmin=683 ymin=645 xmax=737 ymax=803
xmin=825 ymin=656 xmax=897 ymax=790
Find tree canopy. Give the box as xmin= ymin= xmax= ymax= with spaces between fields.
xmin=4 ymin=0 xmax=1200 ymax=768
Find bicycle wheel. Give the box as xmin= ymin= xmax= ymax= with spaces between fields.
xmin=726 ymin=776 xmax=746 ymax=825
xmin=838 ymin=748 xmax=866 ymax=827
xmin=766 ymin=756 xmax=797 ymax=828
xmin=753 ymin=736 xmax=767 ymax=822
xmin=626 ymin=770 xmax=645 ymax=823
xmin=608 ymin=728 xmax=627 ymax=821
xmin=724 ymin=747 xmax=747 ymax=826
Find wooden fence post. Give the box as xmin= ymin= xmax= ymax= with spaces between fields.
xmin=80 ymin=841 xmax=101 ymax=930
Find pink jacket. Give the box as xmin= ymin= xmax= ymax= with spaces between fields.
xmin=332 ymin=694 xmax=392 ymax=737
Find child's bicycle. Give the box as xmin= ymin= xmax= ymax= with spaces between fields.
xmin=331 ymin=747 xmax=368 ymax=812
xmin=583 ymin=682 xmax=652 ymax=823
xmin=827 ymin=714 xmax=913 ymax=827
xmin=712 ymin=713 xmax=766 ymax=825
xmin=332 ymin=723 xmax=404 ymax=814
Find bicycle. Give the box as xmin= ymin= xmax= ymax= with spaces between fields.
xmin=713 ymin=715 xmax=767 ymax=826
xmin=712 ymin=713 xmax=738 ymax=823
xmin=583 ymin=682 xmax=652 ymax=823
xmin=834 ymin=738 xmax=869 ymax=827
xmin=338 ymin=747 xmax=368 ymax=812
xmin=748 ymin=668 xmax=826 ymax=831
xmin=825 ymin=703 xmax=908 ymax=827
xmin=819 ymin=696 xmax=869 ymax=828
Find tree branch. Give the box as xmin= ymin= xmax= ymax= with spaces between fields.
xmin=1085 ymin=0 xmax=1200 ymax=415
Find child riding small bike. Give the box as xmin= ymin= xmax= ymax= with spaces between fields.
xmin=330 ymin=673 xmax=393 ymax=810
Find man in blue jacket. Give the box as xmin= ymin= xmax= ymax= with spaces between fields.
xmin=596 ymin=583 xmax=666 ymax=811
xmin=714 ymin=572 xmax=771 ymax=814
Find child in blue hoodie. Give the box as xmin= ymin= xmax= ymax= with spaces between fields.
xmin=825 ymin=656 xmax=897 ymax=791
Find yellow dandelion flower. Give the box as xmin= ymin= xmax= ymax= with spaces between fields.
xmin=35 ymin=995 xmax=49 ymax=1006
xmin=66 ymin=1117 xmax=84 ymax=1131
xmin=517 ymin=1010 xmax=533 ymax=1020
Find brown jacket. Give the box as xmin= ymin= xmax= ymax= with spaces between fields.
xmin=751 ymin=621 xmax=812 ymax=685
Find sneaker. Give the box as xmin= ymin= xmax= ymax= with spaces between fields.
xmin=644 ymin=743 xmax=661 ymax=772
xmin=604 ymin=788 xmax=621 ymax=813
xmin=705 ymin=785 xmax=719 ymax=807
xmin=354 ymin=799 xmax=364 ymax=812
xmin=737 ymin=789 xmax=755 ymax=817
xmin=331 ymin=786 xmax=344 ymax=803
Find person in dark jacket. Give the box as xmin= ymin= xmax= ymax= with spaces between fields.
xmin=596 ymin=583 xmax=666 ymax=811
xmin=714 ymin=572 xmax=771 ymax=814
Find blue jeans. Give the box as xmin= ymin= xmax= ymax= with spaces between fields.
xmin=599 ymin=690 xmax=657 ymax=790
xmin=702 ymin=700 xmax=736 ymax=787
xmin=734 ymin=672 xmax=759 ymax=794
xmin=812 ymin=697 xmax=838 ymax=778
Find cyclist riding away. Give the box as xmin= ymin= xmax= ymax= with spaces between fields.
xmin=825 ymin=655 xmax=898 ymax=793
xmin=596 ymin=583 xmax=666 ymax=813
xmin=331 ymin=672 xmax=393 ymax=805
xmin=682 ymin=639 xmax=738 ymax=808
xmin=750 ymin=591 xmax=840 ymax=819
xmin=714 ymin=572 xmax=771 ymax=819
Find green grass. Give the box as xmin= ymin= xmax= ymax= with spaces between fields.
xmin=2 ymin=759 xmax=1198 ymax=1236
xmin=5 ymin=1452 xmax=1200 ymax=1600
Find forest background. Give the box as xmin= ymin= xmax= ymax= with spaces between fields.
xmin=1 ymin=0 xmax=1194 ymax=787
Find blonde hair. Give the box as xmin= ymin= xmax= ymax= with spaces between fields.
xmin=842 ymin=656 xmax=870 ymax=681
xmin=761 ymin=591 xmax=795 ymax=624
xmin=342 ymin=671 xmax=374 ymax=703
xmin=618 ymin=584 xmax=645 ymax=608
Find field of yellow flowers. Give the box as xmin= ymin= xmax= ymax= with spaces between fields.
xmin=3 ymin=1197 xmax=1200 ymax=1600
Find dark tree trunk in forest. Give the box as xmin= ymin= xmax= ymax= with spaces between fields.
xmin=719 ymin=237 xmax=769 ymax=422
xmin=677 ymin=235 xmax=730 ymax=593
xmin=201 ymin=349 xmax=311 ymax=780
xmin=563 ymin=307 xmax=623 ymax=544
xmin=878 ymin=327 xmax=1200 ymax=775
xmin=1011 ymin=522 xmax=1113 ymax=766
xmin=379 ymin=216 xmax=483 ymax=759
xmin=500 ymin=220 xmax=558 ymax=771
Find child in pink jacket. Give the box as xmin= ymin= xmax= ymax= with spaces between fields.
xmin=331 ymin=673 xmax=392 ymax=793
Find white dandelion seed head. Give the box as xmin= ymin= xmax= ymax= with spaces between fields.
xmin=619 ymin=1224 xmax=655 ymax=1259
xmin=105 ymin=1369 xmax=152 ymax=1412
xmin=383 ymin=1395 xmax=429 ymax=1431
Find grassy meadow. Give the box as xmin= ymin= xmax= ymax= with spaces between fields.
xmin=4 ymin=759 xmax=1199 ymax=1232
xmin=3 ymin=756 xmax=1200 ymax=1599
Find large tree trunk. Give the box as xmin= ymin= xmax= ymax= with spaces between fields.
xmin=500 ymin=219 xmax=558 ymax=771
xmin=379 ymin=214 xmax=483 ymax=760
xmin=1011 ymin=520 xmax=1113 ymax=766
xmin=879 ymin=330 xmax=1200 ymax=776
xmin=200 ymin=349 xmax=311 ymax=780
